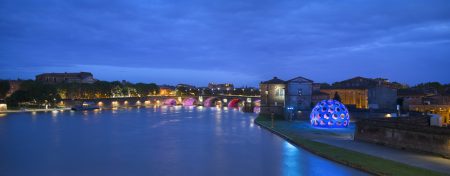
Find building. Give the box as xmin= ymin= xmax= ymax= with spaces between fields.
xmin=312 ymin=91 xmax=330 ymax=105
xmin=368 ymin=86 xmax=397 ymax=110
xmin=320 ymin=88 xmax=368 ymax=109
xmin=409 ymin=105 xmax=450 ymax=125
xmin=285 ymin=77 xmax=313 ymax=111
xmin=320 ymin=77 xmax=398 ymax=110
xmin=397 ymin=89 xmax=426 ymax=109
xmin=208 ymin=83 xmax=234 ymax=91
xmin=0 ymin=100 xmax=6 ymax=111
xmin=36 ymin=72 xmax=96 ymax=84
xmin=159 ymin=85 xmax=176 ymax=96
xmin=259 ymin=76 xmax=314 ymax=118
xmin=400 ymin=89 xmax=450 ymax=125
xmin=260 ymin=77 xmax=286 ymax=115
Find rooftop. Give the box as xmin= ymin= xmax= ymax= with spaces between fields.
xmin=261 ymin=77 xmax=285 ymax=84
xmin=36 ymin=72 xmax=93 ymax=78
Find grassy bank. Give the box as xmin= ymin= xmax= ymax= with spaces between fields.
xmin=255 ymin=115 xmax=447 ymax=176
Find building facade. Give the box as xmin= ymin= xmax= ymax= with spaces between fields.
xmin=312 ymin=91 xmax=330 ymax=105
xmin=259 ymin=76 xmax=314 ymax=118
xmin=397 ymin=89 xmax=426 ymax=110
xmin=36 ymin=72 xmax=96 ymax=84
xmin=159 ymin=85 xmax=176 ymax=96
xmin=285 ymin=77 xmax=313 ymax=111
xmin=320 ymin=77 xmax=398 ymax=110
xmin=400 ymin=90 xmax=450 ymax=125
xmin=368 ymin=86 xmax=397 ymax=110
xmin=260 ymin=77 xmax=286 ymax=115
xmin=320 ymin=88 xmax=368 ymax=109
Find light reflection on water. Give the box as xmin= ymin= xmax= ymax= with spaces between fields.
xmin=283 ymin=142 xmax=300 ymax=176
xmin=0 ymin=106 xmax=367 ymax=176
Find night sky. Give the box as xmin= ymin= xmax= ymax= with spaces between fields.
xmin=1 ymin=0 xmax=449 ymax=86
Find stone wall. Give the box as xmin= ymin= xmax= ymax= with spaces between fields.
xmin=355 ymin=118 xmax=450 ymax=158
xmin=260 ymin=106 xmax=284 ymax=116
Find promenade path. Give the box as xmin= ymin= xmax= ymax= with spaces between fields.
xmin=279 ymin=120 xmax=450 ymax=174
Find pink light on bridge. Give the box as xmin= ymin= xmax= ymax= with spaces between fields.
xmin=164 ymin=99 xmax=177 ymax=106
xmin=182 ymin=98 xmax=197 ymax=106
xmin=203 ymin=97 xmax=219 ymax=107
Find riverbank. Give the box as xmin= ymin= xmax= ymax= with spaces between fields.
xmin=0 ymin=105 xmax=147 ymax=114
xmin=0 ymin=108 xmax=71 ymax=113
xmin=254 ymin=115 xmax=448 ymax=176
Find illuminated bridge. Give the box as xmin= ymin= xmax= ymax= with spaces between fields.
xmin=61 ymin=95 xmax=261 ymax=112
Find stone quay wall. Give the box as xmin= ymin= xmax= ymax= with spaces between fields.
xmin=355 ymin=118 xmax=450 ymax=158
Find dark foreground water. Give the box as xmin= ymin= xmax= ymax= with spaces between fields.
xmin=0 ymin=106 xmax=367 ymax=176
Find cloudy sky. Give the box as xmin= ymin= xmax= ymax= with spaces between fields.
xmin=1 ymin=0 xmax=449 ymax=86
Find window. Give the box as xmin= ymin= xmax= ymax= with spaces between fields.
xmin=275 ymin=87 xmax=284 ymax=97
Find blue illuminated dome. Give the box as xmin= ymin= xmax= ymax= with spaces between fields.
xmin=310 ymin=100 xmax=350 ymax=128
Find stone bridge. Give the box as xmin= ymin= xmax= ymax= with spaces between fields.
xmin=61 ymin=95 xmax=261 ymax=112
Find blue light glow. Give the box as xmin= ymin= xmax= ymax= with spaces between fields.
xmin=310 ymin=100 xmax=350 ymax=128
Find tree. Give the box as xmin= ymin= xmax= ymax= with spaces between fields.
xmin=414 ymin=82 xmax=445 ymax=94
xmin=333 ymin=92 xmax=342 ymax=102
xmin=93 ymin=81 xmax=114 ymax=98
xmin=111 ymin=85 xmax=123 ymax=97
xmin=6 ymin=90 xmax=31 ymax=107
xmin=176 ymin=86 xmax=188 ymax=96
xmin=16 ymin=80 xmax=60 ymax=106
xmin=0 ymin=80 xmax=10 ymax=99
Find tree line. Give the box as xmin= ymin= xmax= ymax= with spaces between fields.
xmin=1 ymin=80 xmax=159 ymax=107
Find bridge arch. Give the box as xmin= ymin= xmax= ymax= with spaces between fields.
xmin=204 ymin=97 xmax=222 ymax=107
xmin=253 ymin=99 xmax=261 ymax=113
xmin=228 ymin=98 xmax=242 ymax=108
xmin=163 ymin=98 xmax=177 ymax=106
xmin=182 ymin=97 xmax=197 ymax=106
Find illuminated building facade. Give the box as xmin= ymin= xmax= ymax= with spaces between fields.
xmin=260 ymin=77 xmax=286 ymax=115
xmin=320 ymin=89 xmax=368 ymax=109
xmin=400 ymin=90 xmax=450 ymax=125
xmin=159 ymin=85 xmax=176 ymax=96
xmin=0 ymin=100 xmax=6 ymax=111
xmin=410 ymin=105 xmax=450 ymax=125
xmin=320 ymin=77 xmax=398 ymax=110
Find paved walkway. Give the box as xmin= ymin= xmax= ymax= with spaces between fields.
xmin=281 ymin=120 xmax=450 ymax=174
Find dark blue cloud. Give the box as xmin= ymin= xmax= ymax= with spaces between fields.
xmin=1 ymin=0 xmax=449 ymax=86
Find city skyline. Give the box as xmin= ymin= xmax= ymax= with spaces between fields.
xmin=1 ymin=1 xmax=449 ymax=176
xmin=1 ymin=0 xmax=450 ymax=86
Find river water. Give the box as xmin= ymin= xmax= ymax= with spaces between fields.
xmin=0 ymin=106 xmax=367 ymax=176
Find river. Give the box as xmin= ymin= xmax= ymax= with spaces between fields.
xmin=0 ymin=106 xmax=367 ymax=176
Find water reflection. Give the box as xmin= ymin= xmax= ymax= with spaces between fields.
xmin=283 ymin=142 xmax=300 ymax=176
xmin=0 ymin=106 xmax=367 ymax=176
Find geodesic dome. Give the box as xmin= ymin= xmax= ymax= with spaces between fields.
xmin=310 ymin=100 xmax=350 ymax=128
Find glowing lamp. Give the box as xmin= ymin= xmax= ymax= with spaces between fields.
xmin=310 ymin=100 xmax=350 ymax=128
